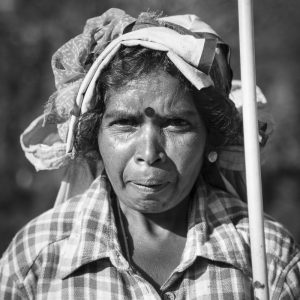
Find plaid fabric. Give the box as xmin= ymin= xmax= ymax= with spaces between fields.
xmin=1 ymin=175 xmax=300 ymax=299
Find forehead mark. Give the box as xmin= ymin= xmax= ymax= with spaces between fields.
xmin=144 ymin=107 xmax=155 ymax=118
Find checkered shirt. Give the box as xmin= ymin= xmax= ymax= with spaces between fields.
xmin=1 ymin=175 xmax=300 ymax=299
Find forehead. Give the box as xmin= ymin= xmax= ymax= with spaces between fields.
xmin=105 ymin=71 xmax=197 ymax=114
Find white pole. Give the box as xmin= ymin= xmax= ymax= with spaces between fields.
xmin=237 ymin=0 xmax=269 ymax=299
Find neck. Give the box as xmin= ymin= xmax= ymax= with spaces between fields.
xmin=118 ymin=197 xmax=190 ymax=240
xmin=114 ymin=196 xmax=191 ymax=289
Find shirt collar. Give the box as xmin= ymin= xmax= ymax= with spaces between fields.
xmin=186 ymin=179 xmax=252 ymax=277
xmin=58 ymin=175 xmax=130 ymax=279
xmin=58 ymin=176 xmax=252 ymax=279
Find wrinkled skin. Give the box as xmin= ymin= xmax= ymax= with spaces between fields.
xmin=98 ymin=71 xmax=207 ymax=214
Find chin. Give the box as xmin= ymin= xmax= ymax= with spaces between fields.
xmin=135 ymin=199 xmax=182 ymax=214
xmin=130 ymin=199 xmax=170 ymax=214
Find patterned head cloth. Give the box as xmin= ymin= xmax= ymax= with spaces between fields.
xmin=20 ymin=8 xmax=273 ymax=203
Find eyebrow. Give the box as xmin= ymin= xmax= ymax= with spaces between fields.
xmin=163 ymin=110 xmax=199 ymax=118
xmin=103 ymin=108 xmax=199 ymax=120
xmin=103 ymin=110 xmax=143 ymax=120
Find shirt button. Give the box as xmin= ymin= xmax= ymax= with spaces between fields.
xmin=163 ymin=292 xmax=175 ymax=300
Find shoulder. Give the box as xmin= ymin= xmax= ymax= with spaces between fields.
xmin=221 ymin=192 xmax=300 ymax=265
xmin=0 ymin=194 xmax=83 ymax=284
xmin=207 ymin=186 xmax=300 ymax=298
xmin=0 ymin=175 xmax=109 ymax=298
xmin=207 ymin=185 xmax=298 ymax=252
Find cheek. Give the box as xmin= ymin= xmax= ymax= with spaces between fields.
xmin=166 ymin=132 xmax=206 ymax=175
xmin=98 ymin=132 xmax=118 ymax=177
xmin=98 ymin=131 xmax=133 ymax=184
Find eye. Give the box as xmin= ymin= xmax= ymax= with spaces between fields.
xmin=110 ymin=118 xmax=138 ymax=128
xmin=164 ymin=118 xmax=191 ymax=131
xmin=167 ymin=118 xmax=190 ymax=127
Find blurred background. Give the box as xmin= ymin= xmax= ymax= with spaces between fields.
xmin=1 ymin=0 xmax=300 ymax=255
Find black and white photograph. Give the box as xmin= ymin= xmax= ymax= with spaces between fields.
xmin=1 ymin=0 xmax=300 ymax=298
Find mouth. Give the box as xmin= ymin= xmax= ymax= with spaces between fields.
xmin=128 ymin=181 xmax=169 ymax=193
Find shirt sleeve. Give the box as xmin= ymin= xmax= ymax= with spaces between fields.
xmin=278 ymin=253 xmax=300 ymax=300
xmin=262 ymin=217 xmax=300 ymax=300
xmin=0 ymin=254 xmax=29 ymax=300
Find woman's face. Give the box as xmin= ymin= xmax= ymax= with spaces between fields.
xmin=98 ymin=71 xmax=207 ymax=213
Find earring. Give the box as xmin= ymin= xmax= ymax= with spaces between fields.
xmin=158 ymin=152 xmax=166 ymax=163
xmin=207 ymin=151 xmax=218 ymax=163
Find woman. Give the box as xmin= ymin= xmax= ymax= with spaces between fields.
xmin=1 ymin=8 xmax=299 ymax=299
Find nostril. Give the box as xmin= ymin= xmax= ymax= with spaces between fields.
xmin=135 ymin=156 xmax=144 ymax=163
xmin=134 ymin=150 xmax=166 ymax=165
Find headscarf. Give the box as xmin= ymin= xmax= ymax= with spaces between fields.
xmin=20 ymin=8 xmax=273 ymax=204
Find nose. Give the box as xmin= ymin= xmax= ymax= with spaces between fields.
xmin=134 ymin=125 xmax=166 ymax=166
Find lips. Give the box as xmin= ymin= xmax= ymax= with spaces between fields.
xmin=128 ymin=180 xmax=169 ymax=193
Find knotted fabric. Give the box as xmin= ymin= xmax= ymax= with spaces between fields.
xmin=19 ymin=8 xmax=273 ymax=204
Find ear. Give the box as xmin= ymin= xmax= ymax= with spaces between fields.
xmin=201 ymin=153 xmax=226 ymax=192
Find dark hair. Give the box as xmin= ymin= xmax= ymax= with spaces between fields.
xmin=73 ymin=45 xmax=243 ymax=158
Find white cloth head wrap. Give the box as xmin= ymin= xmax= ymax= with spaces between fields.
xmin=19 ymin=9 xmax=273 ymax=204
